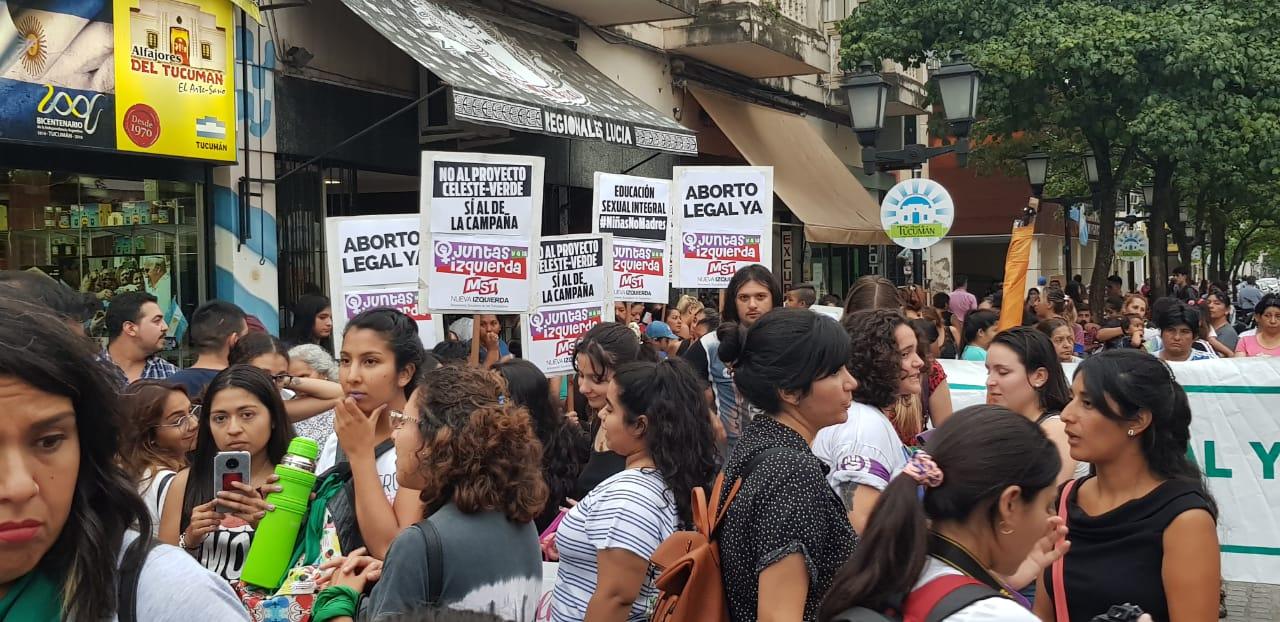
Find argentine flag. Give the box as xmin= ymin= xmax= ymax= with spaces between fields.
xmin=0 ymin=0 xmax=105 ymax=82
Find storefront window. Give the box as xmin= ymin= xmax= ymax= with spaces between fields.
xmin=0 ymin=169 xmax=204 ymax=364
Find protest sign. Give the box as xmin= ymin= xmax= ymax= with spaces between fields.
xmin=331 ymin=216 xmax=421 ymax=288
xmin=537 ymin=234 xmax=611 ymax=308
xmin=612 ymin=239 xmax=668 ymax=303
xmin=420 ymin=152 xmax=543 ymax=312
xmin=592 ymin=173 xmax=670 ymax=242
xmin=939 ymin=358 xmax=1280 ymax=585
xmin=673 ymin=166 xmax=773 ymax=288
xmin=522 ymin=302 xmax=607 ymax=375
xmin=339 ymin=287 xmax=442 ymax=349
xmin=427 ymin=235 xmax=531 ymax=312
xmin=810 ymin=305 xmax=843 ymax=321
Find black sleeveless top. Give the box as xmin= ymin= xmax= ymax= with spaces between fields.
xmin=1043 ymin=476 xmax=1214 ymax=622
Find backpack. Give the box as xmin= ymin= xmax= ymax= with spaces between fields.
xmin=649 ymin=447 xmax=787 ymax=622
xmin=830 ymin=574 xmax=1002 ymax=622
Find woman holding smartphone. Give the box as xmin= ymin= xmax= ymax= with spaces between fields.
xmin=159 ymin=365 xmax=294 ymax=583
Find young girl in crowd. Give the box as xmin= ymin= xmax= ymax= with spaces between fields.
xmin=985 ymin=327 xmax=1085 ymax=481
xmin=159 ymin=365 xmax=293 ymax=583
xmin=1038 ymin=349 xmax=1220 ymax=621
xmin=285 ymin=294 xmax=334 ymax=353
xmin=960 ymin=309 xmax=1000 ymax=361
xmin=319 ymin=364 xmax=545 ymax=621
xmin=715 ymin=309 xmax=858 ymax=622
xmin=813 ymin=308 xmax=924 ymax=535
xmin=1036 ymin=318 xmax=1081 ymax=364
xmin=231 ymin=332 xmax=344 ymax=425
xmin=819 ymin=406 xmax=1065 ymax=622
xmin=550 ymin=358 xmax=718 ymax=622
xmin=571 ymin=322 xmax=659 ymax=498
xmin=119 ymin=380 xmax=198 ymax=534
xmin=314 ymin=307 xmax=426 ymax=559
xmin=0 ymin=299 xmax=246 ymax=620
xmin=494 ymin=359 xmax=591 ymax=532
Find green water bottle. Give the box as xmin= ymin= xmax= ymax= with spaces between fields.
xmin=241 ymin=437 xmax=320 ymax=590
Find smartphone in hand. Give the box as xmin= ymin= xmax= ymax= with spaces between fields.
xmin=212 ymin=451 xmax=251 ymax=514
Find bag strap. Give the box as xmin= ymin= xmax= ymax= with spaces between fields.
xmin=911 ymin=576 xmax=1000 ymax=622
xmin=416 ymin=521 xmax=445 ymax=606
xmin=117 ymin=535 xmax=154 ymax=622
xmin=1051 ymin=479 xmax=1078 ymax=622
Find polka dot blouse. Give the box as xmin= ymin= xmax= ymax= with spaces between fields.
xmin=717 ymin=416 xmax=858 ymax=622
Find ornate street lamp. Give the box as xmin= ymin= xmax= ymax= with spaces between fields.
xmin=1023 ymin=147 xmax=1049 ymax=197
xmin=932 ymin=52 xmax=981 ymax=141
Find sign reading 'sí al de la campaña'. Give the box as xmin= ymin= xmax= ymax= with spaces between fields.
xmin=537 ymin=234 xmax=611 ymax=308
xmin=673 ymin=166 xmax=774 ymax=289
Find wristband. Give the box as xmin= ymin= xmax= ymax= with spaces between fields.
xmin=312 ymin=585 xmax=361 ymax=622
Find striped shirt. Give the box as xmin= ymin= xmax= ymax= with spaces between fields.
xmin=550 ymin=468 xmax=676 ymax=622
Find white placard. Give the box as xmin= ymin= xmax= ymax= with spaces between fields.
xmin=673 ymin=166 xmax=774 ymax=288
xmin=612 ymin=239 xmax=669 ymax=303
xmin=537 ymin=234 xmax=611 ymax=308
xmin=338 ymin=286 xmax=442 ymax=349
xmin=427 ymin=159 xmax=537 ymax=238
xmin=427 ymin=234 xmax=532 ymax=312
xmin=333 ymin=216 xmax=421 ymax=287
xmin=521 ymin=302 xmax=607 ymax=376
xmin=811 ymin=305 xmax=843 ymax=321
xmin=592 ymin=172 xmax=670 ymax=243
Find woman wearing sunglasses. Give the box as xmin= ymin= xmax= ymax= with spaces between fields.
xmin=118 ymin=380 xmax=200 ymax=535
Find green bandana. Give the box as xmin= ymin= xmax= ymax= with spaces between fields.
xmin=0 ymin=570 xmax=63 ymax=622
xmin=291 ymin=471 xmax=347 ymax=567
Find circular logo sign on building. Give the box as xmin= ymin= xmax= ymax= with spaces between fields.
xmin=880 ymin=179 xmax=954 ymax=249
xmin=1114 ymin=229 xmax=1149 ymax=262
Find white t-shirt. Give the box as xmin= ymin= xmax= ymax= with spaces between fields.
xmin=136 ymin=468 xmax=177 ymax=537
xmin=812 ymin=401 xmax=913 ymax=492
xmin=114 ymin=530 xmax=249 ymax=621
xmin=550 ymin=469 xmax=676 ymax=622
xmin=912 ymin=558 xmax=1038 ymax=621
xmin=315 ymin=432 xmax=400 ymax=502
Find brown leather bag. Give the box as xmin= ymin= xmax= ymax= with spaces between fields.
xmin=650 ymin=447 xmax=783 ymax=622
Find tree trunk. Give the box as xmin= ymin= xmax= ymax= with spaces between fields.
xmin=1148 ymin=158 xmax=1174 ymax=299
xmin=1174 ymin=186 xmax=1195 ymax=271
xmin=1087 ymin=138 xmax=1126 ymax=317
xmin=1210 ymin=203 xmax=1228 ymax=284
xmin=1228 ymin=225 xmax=1261 ymax=280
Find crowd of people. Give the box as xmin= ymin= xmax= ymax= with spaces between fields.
xmin=0 ymin=264 xmax=1230 ymax=622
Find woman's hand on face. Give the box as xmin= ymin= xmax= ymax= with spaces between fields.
xmin=185 ymin=499 xmax=225 ymax=547
xmin=335 ymin=397 xmax=385 ymax=460
xmin=217 ymin=481 xmax=274 ymax=529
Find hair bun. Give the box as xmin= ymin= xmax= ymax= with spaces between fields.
xmin=715 ymin=321 xmax=747 ymax=365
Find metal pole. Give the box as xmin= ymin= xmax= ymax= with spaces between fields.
xmin=1063 ymin=205 xmax=1073 ymax=283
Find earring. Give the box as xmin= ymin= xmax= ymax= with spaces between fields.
xmin=999 ymin=521 xmax=1015 ymax=535
xmin=1127 ymin=429 xmax=1136 ymax=437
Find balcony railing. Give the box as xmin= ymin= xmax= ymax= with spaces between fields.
xmin=775 ymin=0 xmax=808 ymax=24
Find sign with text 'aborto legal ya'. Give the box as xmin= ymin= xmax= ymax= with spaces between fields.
xmin=324 ymin=214 xmax=441 ymax=347
xmin=673 ymin=166 xmax=774 ymax=288
xmin=421 ymin=151 xmax=544 ymax=312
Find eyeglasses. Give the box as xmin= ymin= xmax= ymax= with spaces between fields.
xmin=154 ymin=410 xmax=198 ymax=433
xmin=389 ymin=410 xmax=419 ymax=430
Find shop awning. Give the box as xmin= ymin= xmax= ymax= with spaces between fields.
xmin=338 ymin=0 xmax=698 ymax=155
xmin=690 ymin=86 xmax=888 ymax=245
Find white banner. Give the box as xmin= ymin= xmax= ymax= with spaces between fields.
xmin=592 ymin=172 xmax=670 ymax=243
xmin=420 ymin=152 xmax=543 ymax=312
xmin=333 ymin=216 xmax=421 ymax=288
xmin=522 ymin=302 xmax=607 ymax=376
xmin=611 ymin=239 xmax=669 ymax=304
xmin=673 ymin=166 xmax=773 ymax=288
xmin=537 ymin=234 xmax=611 ymax=308
xmin=939 ymin=358 xmax=1280 ymax=585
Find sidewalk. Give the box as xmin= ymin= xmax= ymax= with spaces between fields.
xmin=1224 ymin=582 xmax=1280 ymax=620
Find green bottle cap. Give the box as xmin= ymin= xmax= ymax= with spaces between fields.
xmin=286 ymin=437 xmax=319 ymax=461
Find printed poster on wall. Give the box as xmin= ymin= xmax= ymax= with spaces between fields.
xmin=420 ymin=151 xmax=543 ymax=312
xmin=537 ymin=234 xmax=610 ymax=308
xmin=522 ymin=302 xmax=606 ymax=376
xmin=612 ymin=238 xmax=667 ymax=303
xmin=592 ymin=172 xmax=670 ymax=242
xmin=673 ymin=166 xmax=773 ymax=288
xmin=333 ymin=216 xmax=421 ymax=288
xmin=340 ymin=286 xmax=442 ymax=349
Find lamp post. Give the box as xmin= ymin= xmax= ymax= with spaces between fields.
xmin=842 ymin=52 xmax=980 ymax=175
xmin=1118 ymin=186 xmax=1156 ymax=290
xmin=1021 ymin=147 xmax=1100 ymax=285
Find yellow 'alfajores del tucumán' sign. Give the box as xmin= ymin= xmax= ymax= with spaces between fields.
xmin=113 ymin=0 xmax=235 ymax=161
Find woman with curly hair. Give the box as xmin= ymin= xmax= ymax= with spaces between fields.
xmin=813 ymin=308 xmax=924 ymax=535
xmin=319 ymin=363 xmax=547 ymax=621
xmin=118 ymin=380 xmax=198 ymax=533
xmin=493 ymin=359 xmax=591 ymax=532
xmin=550 ymin=358 xmax=719 ymax=622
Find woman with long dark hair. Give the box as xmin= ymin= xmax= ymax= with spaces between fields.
xmin=1036 ymin=349 xmax=1220 ymax=621
xmin=550 ymin=358 xmax=718 ymax=621
xmin=231 ymin=332 xmax=344 ymax=425
xmin=159 ymin=365 xmax=294 ymax=583
xmin=813 ymin=308 xmax=924 ymax=535
xmin=285 ymin=294 xmax=334 ymax=352
xmin=819 ymin=406 xmax=1063 ymax=622
xmin=493 ymin=359 xmax=590 ymax=532
xmin=960 ymin=309 xmax=1000 ymax=361
xmin=0 ymin=298 xmax=246 ymax=620
xmin=986 ymin=327 xmax=1083 ymax=483
xmin=118 ymin=380 xmax=198 ymax=533
xmin=716 ymin=308 xmax=858 ymax=621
